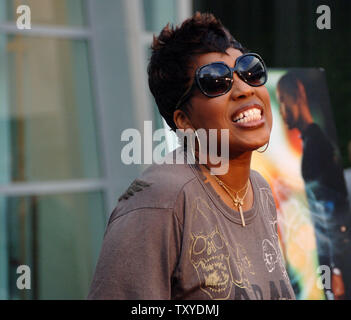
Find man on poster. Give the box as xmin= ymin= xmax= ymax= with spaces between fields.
xmin=276 ymin=71 xmax=351 ymax=299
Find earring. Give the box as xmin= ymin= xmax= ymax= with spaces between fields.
xmin=256 ymin=141 xmax=269 ymax=153
xmin=189 ymin=130 xmax=201 ymax=161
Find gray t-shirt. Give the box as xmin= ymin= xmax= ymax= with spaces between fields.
xmin=88 ymin=148 xmax=296 ymax=300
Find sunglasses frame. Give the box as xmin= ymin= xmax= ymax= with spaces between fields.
xmin=175 ymin=53 xmax=267 ymax=109
xmin=196 ymin=53 xmax=267 ymax=98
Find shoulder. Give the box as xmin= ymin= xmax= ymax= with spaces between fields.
xmin=303 ymin=123 xmax=334 ymax=154
xmin=111 ymin=149 xmax=197 ymax=222
xmin=304 ymin=123 xmax=330 ymax=144
xmin=308 ymin=123 xmax=324 ymax=135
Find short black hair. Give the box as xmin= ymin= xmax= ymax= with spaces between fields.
xmin=148 ymin=12 xmax=246 ymax=131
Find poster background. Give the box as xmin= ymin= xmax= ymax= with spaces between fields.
xmin=252 ymin=68 xmax=351 ymax=299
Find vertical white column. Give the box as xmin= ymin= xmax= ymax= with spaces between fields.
xmin=164 ymin=0 xmax=193 ymax=152
xmin=122 ymin=0 xmax=153 ymax=132
xmin=122 ymin=0 xmax=154 ymax=169
xmin=176 ymin=0 xmax=193 ymax=23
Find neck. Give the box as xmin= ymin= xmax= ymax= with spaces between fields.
xmin=202 ymin=150 xmax=252 ymax=191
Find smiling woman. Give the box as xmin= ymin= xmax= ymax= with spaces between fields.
xmin=88 ymin=12 xmax=295 ymax=300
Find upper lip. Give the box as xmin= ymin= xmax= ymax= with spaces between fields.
xmin=231 ymin=102 xmax=264 ymax=121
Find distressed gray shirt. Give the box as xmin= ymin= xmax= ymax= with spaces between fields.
xmin=88 ymin=148 xmax=296 ymax=300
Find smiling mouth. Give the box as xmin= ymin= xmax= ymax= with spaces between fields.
xmin=232 ymin=107 xmax=262 ymax=123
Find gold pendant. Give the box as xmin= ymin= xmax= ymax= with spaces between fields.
xmin=238 ymin=204 xmax=246 ymax=227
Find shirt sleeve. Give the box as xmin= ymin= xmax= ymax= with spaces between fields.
xmin=87 ymin=207 xmax=182 ymax=300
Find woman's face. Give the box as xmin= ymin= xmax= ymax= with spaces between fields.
xmin=186 ymin=48 xmax=272 ymax=156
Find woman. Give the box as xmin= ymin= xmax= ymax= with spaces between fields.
xmin=88 ymin=12 xmax=295 ymax=300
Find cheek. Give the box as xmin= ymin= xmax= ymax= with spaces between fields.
xmin=190 ymin=96 xmax=228 ymax=128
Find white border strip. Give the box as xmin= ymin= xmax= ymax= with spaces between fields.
xmin=0 ymin=22 xmax=91 ymax=39
xmin=0 ymin=179 xmax=105 ymax=196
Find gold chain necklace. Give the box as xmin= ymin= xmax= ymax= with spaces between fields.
xmin=213 ymin=175 xmax=250 ymax=227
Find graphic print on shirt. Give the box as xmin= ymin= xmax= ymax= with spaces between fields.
xmin=189 ymin=197 xmax=255 ymax=300
xmin=262 ymin=239 xmax=278 ymax=272
xmin=228 ymin=242 xmax=255 ymax=291
xmin=259 ymin=187 xmax=289 ymax=281
xmin=190 ymin=225 xmax=232 ymax=299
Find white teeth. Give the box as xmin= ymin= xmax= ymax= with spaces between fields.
xmin=233 ymin=107 xmax=262 ymax=123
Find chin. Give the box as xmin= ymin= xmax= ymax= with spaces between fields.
xmin=229 ymin=141 xmax=268 ymax=155
xmin=250 ymin=143 xmax=268 ymax=152
xmin=253 ymin=132 xmax=271 ymax=148
xmin=229 ymin=130 xmax=271 ymax=154
xmin=252 ymin=135 xmax=271 ymax=150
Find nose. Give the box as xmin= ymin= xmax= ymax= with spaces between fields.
xmin=230 ymin=72 xmax=255 ymax=100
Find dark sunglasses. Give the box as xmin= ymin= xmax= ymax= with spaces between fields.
xmin=175 ymin=53 xmax=267 ymax=109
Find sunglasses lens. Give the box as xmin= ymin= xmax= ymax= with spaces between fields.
xmin=237 ymin=54 xmax=267 ymax=86
xmin=197 ymin=63 xmax=232 ymax=96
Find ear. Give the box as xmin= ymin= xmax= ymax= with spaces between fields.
xmin=296 ymin=80 xmax=308 ymax=106
xmin=173 ymin=109 xmax=193 ymax=131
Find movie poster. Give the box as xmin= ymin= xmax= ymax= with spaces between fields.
xmin=252 ymin=68 xmax=351 ymax=299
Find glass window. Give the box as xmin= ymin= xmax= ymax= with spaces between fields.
xmin=0 ymin=35 xmax=101 ymax=182
xmin=3 ymin=0 xmax=86 ymax=26
xmin=142 ymin=0 xmax=177 ymax=33
xmin=3 ymin=191 xmax=105 ymax=300
xmin=0 ymin=0 xmax=108 ymax=301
